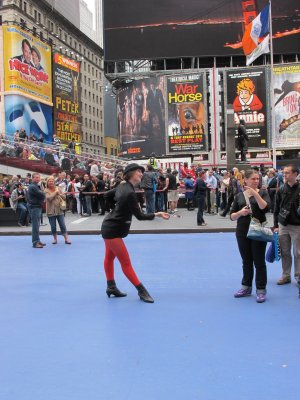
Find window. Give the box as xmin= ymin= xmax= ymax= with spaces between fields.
xmin=93 ymin=107 xmax=95 ymax=116
xmin=84 ymin=61 xmax=86 ymax=71
xmin=64 ymin=33 xmax=68 ymax=42
xmin=74 ymin=41 xmax=77 ymax=50
xmin=92 ymin=94 xmax=95 ymax=101
xmin=100 ymin=123 xmax=103 ymax=132
xmin=89 ymin=105 xmax=91 ymax=113
xmin=100 ymin=98 xmax=102 ymax=106
xmin=79 ymin=44 xmax=81 ymax=52
xmin=85 ymin=104 xmax=87 ymax=112
xmin=84 ymin=89 xmax=87 ymax=98
xmin=96 ymin=96 xmax=98 ymax=102
xmin=69 ymin=37 xmax=72 ymax=46
xmin=34 ymin=9 xmax=37 ymax=20
xmin=92 ymin=67 xmax=94 ymax=75
xmin=97 ymin=109 xmax=99 ymax=117
xmin=38 ymin=12 xmax=41 ymax=23
xmin=97 ymin=122 xmax=99 ymax=130
xmin=59 ymin=28 xmax=62 ymax=38
xmin=100 ymin=110 xmax=102 ymax=119
xmin=84 ymin=76 xmax=86 ymax=84
xmin=85 ymin=118 xmax=87 ymax=126
xmin=88 ymin=65 xmax=90 ymax=73
xmin=89 ymin=119 xmax=91 ymax=128
xmin=94 ymin=135 xmax=96 ymax=143
xmin=88 ymin=78 xmax=90 ymax=86
xmin=23 ymin=1 xmax=27 ymax=14
xmin=101 ymin=137 xmax=103 ymax=145
xmin=93 ymin=121 xmax=95 ymax=129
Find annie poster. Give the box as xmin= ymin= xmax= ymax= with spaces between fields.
xmin=226 ymin=68 xmax=268 ymax=148
xmin=273 ymin=64 xmax=300 ymax=148
xmin=117 ymin=76 xmax=166 ymax=158
xmin=167 ymin=74 xmax=207 ymax=153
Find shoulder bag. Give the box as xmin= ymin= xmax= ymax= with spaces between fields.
xmin=243 ymin=192 xmax=274 ymax=242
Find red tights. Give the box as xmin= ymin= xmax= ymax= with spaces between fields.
xmin=104 ymin=238 xmax=140 ymax=286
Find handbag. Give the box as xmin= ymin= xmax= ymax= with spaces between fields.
xmin=247 ymin=217 xmax=274 ymax=242
xmin=243 ymin=192 xmax=273 ymax=242
xmin=59 ymin=196 xmax=66 ymax=211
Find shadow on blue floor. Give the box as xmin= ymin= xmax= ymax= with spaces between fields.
xmin=0 ymin=233 xmax=299 ymax=400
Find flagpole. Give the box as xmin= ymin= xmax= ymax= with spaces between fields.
xmin=269 ymin=0 xmax=276 ymax=169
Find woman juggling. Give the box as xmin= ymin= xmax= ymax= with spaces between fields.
xmin=101 ymin=163 xmax=170 ymax=303
xmin=230 ymin=169 xmax=271 ymax=303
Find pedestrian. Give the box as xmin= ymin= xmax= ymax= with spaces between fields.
xmin=230 ymin=169 xmax=270 ymax=303
xmin=45 ymin=176 xmax=71 ymax=245
xmin=101 ymin=163 xmax=169 ymax=303
xmin=194 ymin=170 xmax=207 ymax=226
xmin=273 ymin=165 xmax=300 ymax=286
xmin=27 ymin=173 xmax=46 ymax=248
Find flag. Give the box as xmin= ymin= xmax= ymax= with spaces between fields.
xmin=242 ymin=3 xmax=270 ymax=65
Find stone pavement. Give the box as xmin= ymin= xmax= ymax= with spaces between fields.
xmin=0 ymin=209 xmax=274 ymax=236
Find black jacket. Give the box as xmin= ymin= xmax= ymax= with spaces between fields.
xmin=230 ymin=190 xmax=270 ymax=237
xmin=274 ymin=183 xmax=300 ymax=228
xmin=101 ymin=182 xmax=155 ymax=239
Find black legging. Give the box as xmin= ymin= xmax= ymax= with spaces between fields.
xmin=236 ymin=235 xmax=267 ymax=290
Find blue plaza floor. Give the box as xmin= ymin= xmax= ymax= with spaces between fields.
xmin=0 ymin=233 xmax=299 ymax=400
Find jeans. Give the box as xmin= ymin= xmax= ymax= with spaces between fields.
xmin=85 ymin=195 xmax=92 ymax=215
xmin=236 ymin=235 xmax=267 ymax=292
xmin=197 ymin=195 xmax=206 ymax=224
xmin=29 ymin=207 xmax=42 ymax=246
xmin=17 ymin=203 xmax=28 ymax=225
xmin=144 ymin=189 xmax=155 ymax=213
xmin=48 ymin=214 xmax=67 ymax=235
xmin=157 ymin=192 xmax=164 ymax=211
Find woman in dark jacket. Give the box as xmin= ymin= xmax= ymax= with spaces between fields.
xmin=101 ymin=163 xmax=169 ymax=303
xmin=230 ymin=169 xmax=271 ymax=303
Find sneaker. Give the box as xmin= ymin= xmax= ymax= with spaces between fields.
xmin=219 ymin=212 xmax=226 ymax=217
xmin=277 ymin=277 xmax=291 ymax=285
xmin=197 ymin=222 xmax=207 ymax=226
xmin=234 ymin=288 xmax=252 ymax=298
xmin=18 ymin=222 xmax=25 ymax=227
xmin=256 ymin=293 xmax=266 ymax=303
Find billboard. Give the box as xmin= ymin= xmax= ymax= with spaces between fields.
xmin=104 ymin=0 xmax=300 ymax=60
xmin=167 ymin=74 xmax=207 ymax=153
xmin=4 ymin=94 xmax=53 ymax=142
xmin=273 ymin=64 xmax=300 ymax=149
xmin=117 ymin=76 xmax=166 ymax=158
xmin=226 ymin=67 xmax=269 ymax=148
xmin=3 ymin=25 xmax=52 ymax=105
xmin=53 ymin=53 xmax=82 ymax=144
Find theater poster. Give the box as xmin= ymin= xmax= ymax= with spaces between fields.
xmin=167 ymin=74 xmax=207 ymax=153
xmin=117 ymin=76 xmax=166 ymax=158
xmin=226 ymin=68 xmax=268 ymax=148
xmin=53 ymin=53 xmax=82 ymax=145
xmin=273 ymin=64 xmax=300 ymax=148
xmin=3 ymin=25 xmax=52 ymax=105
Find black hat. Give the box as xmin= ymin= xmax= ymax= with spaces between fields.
xmin=124 ymin=163 xmax=145 ymax=175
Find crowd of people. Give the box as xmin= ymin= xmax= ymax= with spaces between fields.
xmin=0 ymin=159 xmax=299 ymax=303
xmin=0 ymin=133 xmax=124 ymax=173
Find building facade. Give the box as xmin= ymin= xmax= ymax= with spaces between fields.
xmin=0 ymin=0 xmax=105 ymax=155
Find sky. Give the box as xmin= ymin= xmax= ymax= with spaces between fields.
xmin=83 ymin=0 xmax=95 ymax=28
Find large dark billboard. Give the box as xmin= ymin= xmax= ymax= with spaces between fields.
xmin=53 ymin=53 xmax=82 ymax=144
xmin=167 ymin=74 xmax=207 ymax=153
xmin=104 ymin=0 xmax=300 ymax=61
xmin=226 ymin=67 xmax=268 ymax=148
xmin=273 ymin=64 xmax=300 ymax=149
xmin=117 ymin=76 xmax=166 ymax=158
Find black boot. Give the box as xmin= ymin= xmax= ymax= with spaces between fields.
xmin=136 ymin=283 xmax=154 ymax=303
xmin=106 ymin=280 xmax=127 ymax=298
